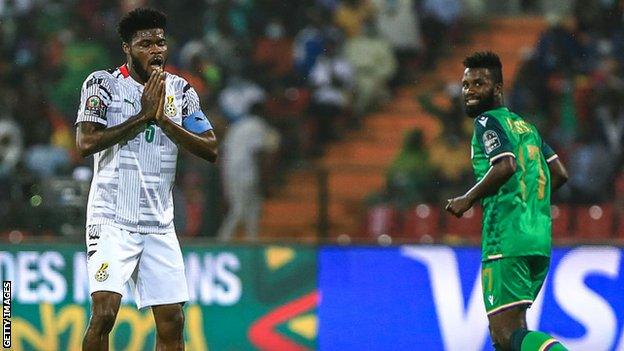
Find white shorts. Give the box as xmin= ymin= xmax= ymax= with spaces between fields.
xmin=86 ymin=224 xmax=189 ymax=309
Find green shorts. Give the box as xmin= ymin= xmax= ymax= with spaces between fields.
xmin=481 ymin=255 xmax=550 ymax=316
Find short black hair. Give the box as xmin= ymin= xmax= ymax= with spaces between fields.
xmin=117 ymin=7 xmax=167 ymax=43
xmin=463 ymin=51 xmax=503 ymax=85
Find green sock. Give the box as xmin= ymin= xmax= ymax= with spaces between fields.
xmin=520 ymin=331 xmax=568 ymax=351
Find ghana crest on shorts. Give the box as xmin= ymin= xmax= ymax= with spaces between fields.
xmin=470 ymin=107 xmax=558 ymax=261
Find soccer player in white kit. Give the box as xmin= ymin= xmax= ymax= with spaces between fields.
xmin=75 ymin=8 xmax=217 ymax=350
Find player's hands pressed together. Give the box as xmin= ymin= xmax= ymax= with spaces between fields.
xmin=139 ymin=69 xmax=165 ymax=123
xmin=154 ymin=75 xmax=167 ymax=125
xmin=445 ymin=195 xmax=474 ymax=218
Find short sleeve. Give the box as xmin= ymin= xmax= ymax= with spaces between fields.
xmin=75 ymin=73 xmax=113 ymax=126
xmin=181 ymin=83 xmax=212 ymax=134
xmin=474 ymin=114 xmax=515 ymax=165
xmin=541 ymin=139 xmax=558 ymax=163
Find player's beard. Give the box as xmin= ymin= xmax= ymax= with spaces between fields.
xmin=129 ymin=53 xmax=150 ymax=83
xmin=464 ymin=90 xmax=497 ymax=118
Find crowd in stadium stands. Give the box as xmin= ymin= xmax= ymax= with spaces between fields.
xmin=0 ymin=0 xmax=462 ymax=237
xmin=381 ymin=0 xmax=624 ymax=210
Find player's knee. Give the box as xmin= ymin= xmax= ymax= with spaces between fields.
xmin=157 ymin=309 xmax=185 ymax=339
xmin=490 ymin=325 xmax=514 ymax=351
xmin=89 ymin=308 xmax=118 ymax=334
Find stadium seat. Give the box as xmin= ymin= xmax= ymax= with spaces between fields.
xmin=573 ymin=204 xmax=614 ymax=239
xmin=444 ymin=206 xmax=482 ymax=240
xmin=365 ymin=204 xmax=401 ymax=239
xmin=551 ymin=204 xmax=572 ymax=239
xmin=402 ymin=204 xmax=440 ymax=243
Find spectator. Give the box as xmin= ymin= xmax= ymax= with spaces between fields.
xmin=217 ymin=103 xmax=281 ymax=241
xmin=334 ymin=0 xmax=376 ymax=38
xmin=293 ymin=8 xmax=328 ymax=77
xmin=418 ymin=83 xmax=473 ymax=201
xmin=421 ymin=0 xmax=462 ymax=67
xmin=385 ymin=129 xmax=435 ymax=208
xmin=252 ymin=18 xmax=294 ymax=80
xmin=218 ymin=69 xmax=266 ymax=123
xmin=371 ymin=0 xmax=423 ymax=85
xmin=565 ymin=132 xmax=616 ymax=203
xmin=344 ymin=21 xmax=397 ymax=117
xmin=308 ymin=35 xmax=354 ymax=144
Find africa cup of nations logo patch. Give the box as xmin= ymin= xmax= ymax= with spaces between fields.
xmin=86 ymin=95 xmax=101 ymax=109
xmin=95 ymin=263 xmax=109 ymax=282
xmin=164 ymin=96 xmax=177 ymax=118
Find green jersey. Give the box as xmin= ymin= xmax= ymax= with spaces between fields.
xmin=470 ymin=107 xmax=558 ymax=261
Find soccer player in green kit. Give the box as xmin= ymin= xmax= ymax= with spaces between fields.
xmin=445 ymin=52 xmax=570 ymax=351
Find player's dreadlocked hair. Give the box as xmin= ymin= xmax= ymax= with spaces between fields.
xmin=463 ymin=51 xmax=503 ymax=85
xmin=117 ymin=7 xmax=167 ymax=43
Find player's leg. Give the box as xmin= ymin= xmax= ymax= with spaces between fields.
xmin=217 ymin=180 xmax=245 ymax=240
xmin=508 ymin=256 xmax=568 ymax=351
xmin=488 ymin=305 xmax=527 ymax=350
xmin=484 ymin=256 xmax=567 ymax=350
xmin=136 ymin=231 xmax=189 ymax=349
xmin=83 ymin=224 xmax=144 ymax=350
xmin=83 ymin=291 xmax=122 ymax=351
xmin=243 ymin=185 xmax=261 ymax=239
xmin=152 ymin=303 xmax=185 ymax=350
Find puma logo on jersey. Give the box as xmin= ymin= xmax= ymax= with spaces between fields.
xmin=123 ymin=98 xmax=136 ymax=108
xmin=488 ymin=294 xmax=494 ymax=305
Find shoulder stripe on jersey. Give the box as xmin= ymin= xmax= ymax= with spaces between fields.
xmin=489 ymin=152 xmax=515 ymax=165
xmin=183 ymin=83 xmax=191 ymax=93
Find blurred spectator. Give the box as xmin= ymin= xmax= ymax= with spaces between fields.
xmin=252 ymin=18 xmax=294 ymax=80
xmin=218 ymin=103 xmax=281 ymax=241
xmin=372 ymin=0 xmax=423 ymax=85
xmin=344 ymin=22 xmax=397 ymax=117
xmin=534 ymin=15 xmax=584 ymax=76
xmin=593 ymin=86 xmax=624 ymax=160
xmin=204 ymin=15 xmax=246 ymax=76
xmin=334 ymin=0 xmax=376 ymax=38
xmin=265 ymin=79 xmax=311 ymax=164
xmin=0 ymin=118 xmax=23 ymax=178
xmin=293 ymin=8 xmax=328 ymax=77
xmin=565 ymin=133 xmax=616 ymax=203
xmin=421 ymin=0 xmax=462 ymax=67
xmin=418 ymin=84 xmax=473 ymax=201
xmin=218 ymin=70 xmax=266 ymax=123
xmin=384 ymin=130 xmax=435 ymax=208
xmin=308 ymin=35 xmax=354 ymax=145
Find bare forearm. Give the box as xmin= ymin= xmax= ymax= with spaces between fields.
xmin=76 ymin=115 xmax=149 ymax=157
xmin=548 ymin=158 xmax=568 ymax=192
xmin=465 ymin=169 xmax=511 ymax=204
xmin=464 ymin=158 xmax=516 ymax=205
xmin=160 ymin=119 xmax=218 ymax=162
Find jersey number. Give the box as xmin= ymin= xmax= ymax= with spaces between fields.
xmin=145 ymin=124 xmax=155 ymax=143
xmin=518 ymin=145 xmax=546 ymax=200
xmin=482 ymin=267 xmax=493 ymax=292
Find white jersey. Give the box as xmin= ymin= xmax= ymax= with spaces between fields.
xmin=76 ymin=64 xmax=211 ymax=233
xmin=221 ymin=115 xmax=280 ymax=186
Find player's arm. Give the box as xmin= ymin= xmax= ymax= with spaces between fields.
xmin=76 ymin=71 xmax=164 ymax=157
xmin=541 ymin=140 xmax=568 ymax=191
xmin=445 ymin=156 xmax=516 ymax=217
xmin=446 ymin=115 xmax=515 ymax=217
xmin=155 ymin=83 xmax=217 ymax=163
